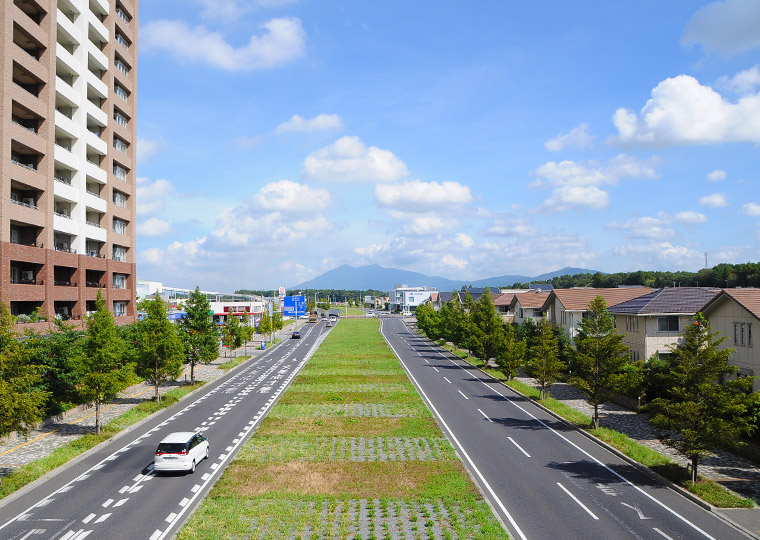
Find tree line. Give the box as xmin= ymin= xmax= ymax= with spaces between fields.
xmin=507 ymin=262 xmax=760 ymax=290
xmin=414 ymin=291 xmax=757 ymax=482
xmin=0 ymin=287 xmax=234 ymax=440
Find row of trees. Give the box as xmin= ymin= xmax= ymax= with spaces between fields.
xmin=415 ymin=291 xmax=756 ymax=482
xmin=1 ymin=287 xmax=223 ymax=439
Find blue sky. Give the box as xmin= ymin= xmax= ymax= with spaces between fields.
xmin=135 ymin=0 xmax=760 ymax=290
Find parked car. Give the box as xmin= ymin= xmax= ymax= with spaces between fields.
xmin=365 ymin=311 xmax=375 ymax=317
xmin=291 ymin=331 xmax=301 ymax=339
xmin=154 ymin=431 xmax=209 ymax=474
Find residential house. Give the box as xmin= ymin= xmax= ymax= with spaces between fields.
xmin=546 ymin=287 xmax=654 ymax=342
xmin=608 ymin=287 xmax=718 ymax=362
xmin=510 ymin=290 xmax=551 ymax=325
xmin=702 ymin=289 xmax=759 ymax=391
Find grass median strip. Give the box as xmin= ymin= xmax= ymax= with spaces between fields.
xmin=178 ymin=319 xmax=506 ymax=539
xmin=0 ymin=382 xmax=205 ymax=500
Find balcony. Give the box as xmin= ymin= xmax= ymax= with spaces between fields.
xmin=11 ymin=197 xmax=38 ymax=210
xmin=55 ymin=42 xmax=81 ymax=77
xmin=54 ymin=280 xmax=77 ymax=287
xmin=54 ymin=244 xmax=76 ymax=254
xmin=11 ymin=154 xmax=38 ymax=172
xmin=83 ymin=159 xmax=106 ymax=184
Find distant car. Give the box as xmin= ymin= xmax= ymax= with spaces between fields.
xmin=291 ymin=331 xmax=301 ymax=339
xmin=365 ymin=311 xmax=375 ymax=317
xmin=154 ymin=431 xmax=209 ymax=474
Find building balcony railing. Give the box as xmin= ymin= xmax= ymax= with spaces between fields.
xmin=55 ymin=244 xmax=76 ymax=253
xmin=11 ymin=157 xmax=37 ymax=171
xmin=86 ymin=220 xmax=101 ymax=228
xmin=10 ymin=277 xmax=41 ymax=285
xmin=86 ymin=251 xmax=105 ymax=258
xmin=10 ymin=239 xmax=41 ymax=247
xmin=55 ymin=175 xmax=72 ymax=185
xmin=54 ymin=210 xmax=72 ymax=219
xmin=12 ymin=120 xmax=38 ymax=134
xmin=86 ymin=281 xmax=105 ymax=287
xmin=54 ymin=280 xmax=77 ymax=287
xmin=11 ymin=198 xmax=38 ymax=210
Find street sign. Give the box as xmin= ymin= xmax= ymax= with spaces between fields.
xmin=283 ymin=295 xmax=306 ymax=317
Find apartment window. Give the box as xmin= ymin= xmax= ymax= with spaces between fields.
xmin=625 ymin=316 xmax=639 ymax=332
xmin=114 ymin=110 xmax=128 ymax=128
xmin=113 ymin=163 xmax=128 ymax=181
xmin=560 ymin=311 xmax=567 ymax=325
xmin=114 ymin=137 xmax=128 ymax=153
xmin=113 ymin=218 xmax=127 ymax=234
xmin=657 ymin=316 xmax=679 ymax=332
xmin=116 ymin=7 xmax=131 ymax=23
xmin=113 ymin=274 xmax=127 ymax=289
xmin=114 ymin=58 xmax=129 ymax=76
xmin=114 ymin=301 xmax=127 ymax=317
xmin=519 ymin=308 xmax=524 ymax=319
xmin=113 ymin=245 xmax=126 ymax=262
xmin=114 ymin=84 xmax=128 ymax=102
xmin=113 ymin=190 xmax=128 ymax=208
xmin=115 ymin=33 xmax=129 ymax=50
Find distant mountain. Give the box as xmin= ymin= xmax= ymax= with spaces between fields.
xmin=290 ymin=264 xmax=602 ymax=292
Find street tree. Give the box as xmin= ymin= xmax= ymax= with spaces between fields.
xmin=258 ymin=311 xmax=272 ymax=340
xmin=180 ymin=286 xmax=219 ymax=384
xmin=77 ymin=290 xmax=132 ymax=434
xmin=526 ymin=318 xmax=564 ymax=399
xmin=138 ymin=294 xmax=185 ymax=401
xmin=415 ymin=303 xmax=442 ymax=340
xmin=572 ymin=296 xmax=631 ymax=429
xmin=496 ymin=323 xmax=526 ymax=381
xmin=222 ymin=314 xmax=244 ymax=353
xmin=647 ymin=314 xmax=754 ymax=482
xmin=0 ymin=303 xmax=47 ymax=438
xmin=272 ymin=311 xmax=283 ymax=332
xmin=468 ymin=290 xmax=504 ymax=364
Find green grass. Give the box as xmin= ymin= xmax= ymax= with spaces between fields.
xmin=0 ymin=382 xmax=205 ymax=500
xmin=218 ymin=355 xmax=250 ymax=372
xmin=178 ymin=318 xmax=507 ymax=539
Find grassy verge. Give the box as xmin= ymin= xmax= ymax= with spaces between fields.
xmin=436 ymin=338 xmax=754 ymax=509
xmin=0 ymin=382 xmax=205 ymax=500
xmin=218 ymin=355 xmax=250 ymax=372
xmin=178 ymin=319 xmax=506 ymax=539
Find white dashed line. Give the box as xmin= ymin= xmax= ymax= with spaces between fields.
xmin=508 ymin=437 xmax=531 ymax=458
xmin=102 ymin=499 xmax=113 ymax=508
xmin=165 ymin=513 xmax=177 ymax=523
xmin=113 ymin=498 xmax=128 ymax=508
xmin=443 ymin=377 xmax=452 ymax=384
xmin=457 ymin=390 xmax=469 ymax=400
xmin=150 ymin=530 xmax=162 ymax=540
xmin=477 ymin=409 xmax=493 ymax=423
xmin=557 ymin=482 xmax=598 ymax=520
xmin=179 ymin=497 xmax=190 ymax=507
xmin=94 ymin=514 xmax=111 ymax=524
xmin=82 ymin=513 xmax=96 ymax=524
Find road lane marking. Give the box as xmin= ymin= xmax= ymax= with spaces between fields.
xmin=102 ymin=499 xmax=113 ymax=508
xmin=557 ymin=482 xmax=599 ymax=520
xmin=150 ymin=530 xmax=162 ymax=540
xmin=477 ymin=409 xmax=493 ymax=423
xmin=94 ymin=514 xmax=111 ymax=524
xmin=432 ymin=366 xmax=439 ymax=372
xmin=166 ymin=513 xmax=177 ymax=523
xmin=457 ymin=390 xmax=469 ymax=400
xmin=179 ymin=497 xmax=190 ymax=507
xmin=82 ymin=514 xmax=95 ymax=524
xmin=653 ymin=528 xmax=675 ymax=540
xmin=443 ymin=377 xmax=452 ymax=384
xmin=621 ymin=502 xmax=651 ymax=520
xmin=508 ymin=437 xmax=531 ymax=458
xmin=113 ymin=498 xmax=128 ymax=507
xmin=36 ymin=499 xmax=53 ymax=507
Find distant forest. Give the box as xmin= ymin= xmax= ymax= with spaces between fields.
xmin=508 ymin=262 xmax=760 ymax=290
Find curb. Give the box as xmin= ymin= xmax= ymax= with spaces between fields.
xmin=416 ymin=332 xmax=760 ymax=540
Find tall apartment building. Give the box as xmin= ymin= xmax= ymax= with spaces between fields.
xmin=1 ymin=0 xmax=137 ymax=327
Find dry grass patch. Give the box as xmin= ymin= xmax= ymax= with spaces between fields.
xmin=219 ymin=460 xmax=475 ymax=499
xmin=256 ymin=416 xmax=442 ymax=437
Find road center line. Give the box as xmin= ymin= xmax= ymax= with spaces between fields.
xmin=457 ymin=390 xmax=469 ymax=400
xmin=557 ymin=482 xmax=599 ymax=520
xmin=507 ymin=436 xmax=531 ymax=458
xmin=443 ymin=376 xmax=452 ymax=384
xmin=477 ymin=409 xmax=493 ymax=423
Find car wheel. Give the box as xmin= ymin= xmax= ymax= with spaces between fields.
xmin=189 ymin=460 xmax=195 ymax=474
xmin=205 ymin=446 xmax=209 ymax=460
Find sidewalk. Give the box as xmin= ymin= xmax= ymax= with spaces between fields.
xmin=0 ymin=324 xmax=302 ymax=481
xmin=513 ymin=373 xmax=760 ymax=537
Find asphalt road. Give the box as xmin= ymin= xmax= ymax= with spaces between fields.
xmin=381 ymin=316 xmax=750 ymax=540
xmin=0 ymin=322 xmax=328 ymax=540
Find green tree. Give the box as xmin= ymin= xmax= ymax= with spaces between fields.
xmin=0 ymin=303 xmax=47 ymax=437
xmin=222 ymin=314 xmax=244 ymax=353
xmin=181 ymin=286 xmax=219 ymax=384
xmin=77 ymin=291 xmax=132 ymax=434
xmin=258 ymin=310 xmax=272 ymax=339
xmin=415 ymin=303 xmax=441 ymax=340
xmin=647 ymin=314 xmax=755 ymax=482
xmin=526 ymin=318 xmax=564 ymax=399
xmin=468 ymin=290 xmax=504 ymax=364
xmin=571 ymin=296 xmax=631 ymax=429
xmin=138 ymin=294 xmax=185 ymax=401
xmin=441 ymin=293 xmax=467 ymax=347
xmin=496 ymin=323 xmax=526 ymax=381
xmin=272 ymin=311 xmax=283 ymax=331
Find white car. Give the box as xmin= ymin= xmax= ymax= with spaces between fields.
xmin=154 ymin=431 xmax=209 ymax=474
xmin=365 ymin=311 xmax=375 ymax=317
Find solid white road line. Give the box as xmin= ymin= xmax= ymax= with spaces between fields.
xmin=457 ymin=390 xmax=469 ymax=400
xmin=508 ymin=437 xmax=531 ymax=458
xmin=557 ymin=482 xmax=599 ymax=520
xmin=477 ymin=409 xmax=493 ymax=423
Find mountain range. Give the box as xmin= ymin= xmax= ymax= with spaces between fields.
xmin=290 ymin=264 xmax=602 ymax=291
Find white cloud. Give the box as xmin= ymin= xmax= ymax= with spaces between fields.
xmin=403 ymin=216 xmax=451 ymax=236
xmin=608 ymin=210 xmax=708 ymax=239
xmin=531 ymin=154 xmax=658 ymax=188
xmin=441 ymin=254 xmax=468 ymax=270
xmin=741 ymin=202 xmax=760 ymax=216
xmin=706 ymin=169 xmax=727 ymax=182
xmin=198 ymin=0 xmax=300 ymax=20
xmin=375 ymin=180 xmax=472 ymax=209
xmin=544 ymin=123 xmax=595 ymax=151
xmin=615 ymin=242 xmax=704 ymax=268
xmin=699 ymin=193 xmax=729 ymax=207
xmin=354 ymin=244 xmax=385 ymax=258
xmin=681 ymin=0 xmax=760 ymax=56
xmin=540 ymin=185 xmax=610 ymax=212
xmin=141 ymin=17 xmax=306 ymax=71
xmin=251 ymin=179 xmax=330 ymax=212
xmin=274 ymin=114 xmax=343 ymax=134
xmin=717 ymin=65 xmax=760 ymax=94
xmin=136 ymin=177 xmax=175 ymax=216
xmin=610 ymin=75 xmax=760 ymax=147
xmin=486 ymin=218 xmax=538 ymax=237
xmin=138 ymin=217 xmax=174 ymax=237
xmin=455 ymin=233 xmax=474 ymax=248
xmin=137 ymin=137 xmax=164 ymax=163
xmin=302 ymin=136 xmax=408 ymax=183
xmin=672 ymin=211 xmax=708 ymax=223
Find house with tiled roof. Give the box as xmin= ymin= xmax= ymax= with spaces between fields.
xmin=510 ymin=290 xmax=551 ymax=325
xmin=544 ymin=287 xmax=654 ymax=342
xmin=702 ymin=288 xmax=759 ymax=391
xmin=608 ymin=287 xmax=718 ymax=362
xmin=493 ymin=291 xmax=524 ymax=322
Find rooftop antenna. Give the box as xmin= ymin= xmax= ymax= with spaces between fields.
xmin=704 ymin=252 xmax=708 ymax=269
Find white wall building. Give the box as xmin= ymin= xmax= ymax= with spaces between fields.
xmin=388 ymin=285 xmax=436 ymax=314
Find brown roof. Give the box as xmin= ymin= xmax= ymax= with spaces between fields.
xmin=493 ymin=292 xmax=515 ymax=306
xmin=548 ymin=287 xmax=654 ymax=311
xmin=512 ymin=291 xmax=550 ymax=309
xmin=703 ymin=289 xmax=760 ymax=320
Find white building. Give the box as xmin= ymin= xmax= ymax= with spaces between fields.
xmin=388 ymin=285 xmax=436 ymax=314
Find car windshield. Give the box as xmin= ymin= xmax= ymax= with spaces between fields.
xmin=157 ymin=442 xmax=187 ymax=453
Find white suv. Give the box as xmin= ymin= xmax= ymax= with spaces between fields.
xmin=154 ymin=431 xmax=209 ymax=474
